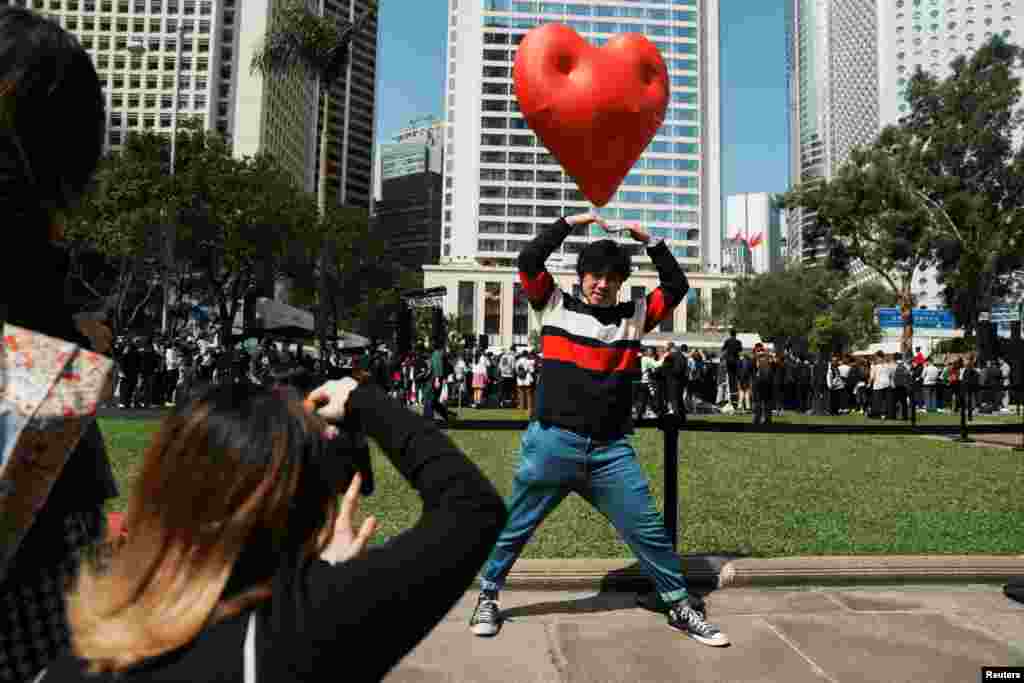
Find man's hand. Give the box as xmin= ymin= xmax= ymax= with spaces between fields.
xmin=617 ymin=222 xmax=651 ymax=244
xmin=564 ymin=212 xmax=608 ymax=227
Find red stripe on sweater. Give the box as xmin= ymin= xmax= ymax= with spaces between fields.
xmin=542 ymin=335 xmax=641 ymax=373
xmin=644 ymin=288 xmax=671 ymax=333
xmin=519 ymin=270 xmax=555 ymax=307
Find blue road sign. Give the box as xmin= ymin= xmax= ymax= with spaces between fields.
xmin=877 ymin=308 xmax=957 ymax=330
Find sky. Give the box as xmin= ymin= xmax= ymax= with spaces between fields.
xmin=372 ymin=0 xmax=790 ymax=199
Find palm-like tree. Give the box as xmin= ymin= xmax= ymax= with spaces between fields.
xmin=250 ymin=0 xmax=378 ymax=365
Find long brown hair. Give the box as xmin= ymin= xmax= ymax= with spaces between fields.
xmin=67 ymin=384 xmax=340 ymax=674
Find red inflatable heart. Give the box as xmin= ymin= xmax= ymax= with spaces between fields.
xmin=513 ymin=23 xmax=669 ymax=208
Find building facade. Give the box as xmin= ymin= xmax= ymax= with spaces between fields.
xmin=443 ymin=0 xmax=722 ymax=275
xmin=724 ymin=192 xmax=783 ymax=274
xmin=7 ymin=0 xmax=379 ymax=209
xmin=373 ymin=116 xmax=445 ymax=201
xmin=373 ymin=171 xmax=444 ymax=272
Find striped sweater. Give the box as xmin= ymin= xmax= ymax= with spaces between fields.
xmin=519 ymin=218 xmax=689 ymax=439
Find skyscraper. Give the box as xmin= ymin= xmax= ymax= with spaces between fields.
xmin=786 ymin=0 xmax=1024 ymax=271
xmin=442 ymin=0 xmax=722 ymax=274
xmin=7 ymin=0 xmax=379 ymax=210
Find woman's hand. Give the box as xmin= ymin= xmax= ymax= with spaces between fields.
xmin=306 ymin=377 xmax=359 ymax=422
xmin=320 ymin=473 xmax=378 ymax=565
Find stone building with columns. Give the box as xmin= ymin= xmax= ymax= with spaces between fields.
xmin=423 ymin=259 xmax=738 ymax=351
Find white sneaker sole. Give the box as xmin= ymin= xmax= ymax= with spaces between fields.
xmin=471 ymin=622 xmax=500 ymax=637
xmin=670 ymin=623 xmax=730 ymax=647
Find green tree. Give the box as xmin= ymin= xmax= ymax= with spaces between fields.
xmin=250 ymin=0 xmax=378 ymax=366
xmin=831 ymin=283 xmax=898 ymax=352
xmin=782 ymin=142 xmax=934 ymax=355
xmin=897 ymin=36 xmax=1024 ymax=336
xmin=63 ymin=134 xmax=176 ymax=335
xmin=726 ymin=267 xmax=844 ymax=344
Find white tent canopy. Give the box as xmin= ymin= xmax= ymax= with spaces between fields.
xmin=335 ymin=330 xmax=371 ymax=349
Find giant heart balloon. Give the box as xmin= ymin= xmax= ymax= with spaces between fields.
xmin=513 ymin=23 xmax=670 ymax=208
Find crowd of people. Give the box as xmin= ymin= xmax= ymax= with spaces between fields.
xmin=632 ymin=332 xmax=1020 ymax=426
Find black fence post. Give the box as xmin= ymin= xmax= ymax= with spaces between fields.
xmin=910 ymin=377 xmax=917 ymax=427
xmin=956 ymin=381 xmax=972 ymax=443
xmin=1015 ymin=381 xmax=1024 ymax=452
xmin=661 ymin=415 xmax=680 ymax=552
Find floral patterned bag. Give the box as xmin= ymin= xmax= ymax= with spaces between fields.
xmin=0 ymin=323 xmax=113 ymax=582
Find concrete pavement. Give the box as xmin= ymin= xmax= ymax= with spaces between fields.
xmin=385 ymin=584 xmax=1024 ymax=683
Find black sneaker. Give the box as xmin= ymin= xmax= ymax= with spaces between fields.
xmin=668 ymin=602 xmax=729 ymax=646
xmin=470 ymin=591 xmax=501 ymax=637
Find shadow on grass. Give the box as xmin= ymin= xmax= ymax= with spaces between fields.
xmin=502 ymin=551 xmax=751 ymax=620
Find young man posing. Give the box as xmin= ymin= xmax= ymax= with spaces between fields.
xmin=469 ymin=212 xmax=729 ymax=647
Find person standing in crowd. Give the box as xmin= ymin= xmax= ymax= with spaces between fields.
xmin=826 ymin=355 xmax=843 ymax=416
xmin=163 ymin=340 xmax=180 ymax=407
xmin=736 ymin=353 xmax=753 ymax=413
xmin=637 ymin=347 xmax=660 ymax=419
xmin=782 ymin=356 xmax=798 ymax=413
xmin=470 ymin=212 xmax=728 ymax=647
xmin=720 ymin=329 xmax=741 ymax=408
xmin=912 ymin=346 xmax=926 ymax=371
xmin=665 ymin=342 xmax=686 ymax=418
xmin=0 ymin=9 xmax=122 ymax=679
xmin=514 ymin=349 xmax=536 ymax=415
xmin=424 ymin=345 xmax=455 ymax=424
xmin=921 ymin=357 xmax=941 ymax=413
xmin=871 ymin=352 xmax=895 ymax=420
xmin=454 ymin=352 xmax=468 ymax=406
xmin=892 ymin=356 xmax=912 ymax=421
xmin=772 ymin=351 xmax=786 ymax=416
xmin=752 ymin=352 xmax=775 ymax=425
xmin=1000 ymin=357 xmax=1012 ymax=412
xmin=471 ymin=352 xmax=488 ymax=408
xmin=837 ymin=355 xmax=852 ymax=413
xmin=962 ymin=354 xmax=980 ymax=420
xmin=118 ymin=339 xmax=141 ymax=409
xmin=499 ymin=347 xmax=517 ymax=408
xmin=175 ymin=350 xmax=196 ymax=408
xmin=136 ymin=339 xmax=158 ymax=408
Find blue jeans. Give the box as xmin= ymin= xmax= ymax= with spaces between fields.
xmin=924 ymin=386 xmax=937 ymax=412
xmin=479 ymin=421 xmax=689 ymax=605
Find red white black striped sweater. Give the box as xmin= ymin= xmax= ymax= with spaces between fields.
xmin=518 ymin=217 xmax=689 ymax=440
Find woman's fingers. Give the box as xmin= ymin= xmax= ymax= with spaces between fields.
xmin=338 ymin=472 xmax=362 ymax=521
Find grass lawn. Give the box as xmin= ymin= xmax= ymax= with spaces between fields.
xmin=97 ymin=407 xmax=1024 ymax=558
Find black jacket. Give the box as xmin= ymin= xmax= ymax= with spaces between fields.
xmin=44 ymin=385 xmax=508 ymax=682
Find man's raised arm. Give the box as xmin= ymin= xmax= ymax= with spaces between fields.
xmin=642 ymin=238 xmax=690 ymax=334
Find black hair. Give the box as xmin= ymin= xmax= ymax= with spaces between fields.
xmin=0 ymin=6 xmax=105 ymax=219
xmin=576 ymin=239 xmax=631 ymax=283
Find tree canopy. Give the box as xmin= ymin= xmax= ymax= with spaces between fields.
xmin=783 ymin=35 xmax=1024 ymax=339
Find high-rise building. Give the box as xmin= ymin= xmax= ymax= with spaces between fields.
xmin=372 ymin=118 xmax=445 ymax=273
xmin=7 ymin=0 xmax=379 ymax=210
xmin=373 ymin=117 xmax=445 ymax=201
xmin=442 ymin=0 xmax=721 ymax=274
xmin=725 ymin=192 xmax=783 ymax=274
xmin=787 ymin=0 xmax=1024 ymax=312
